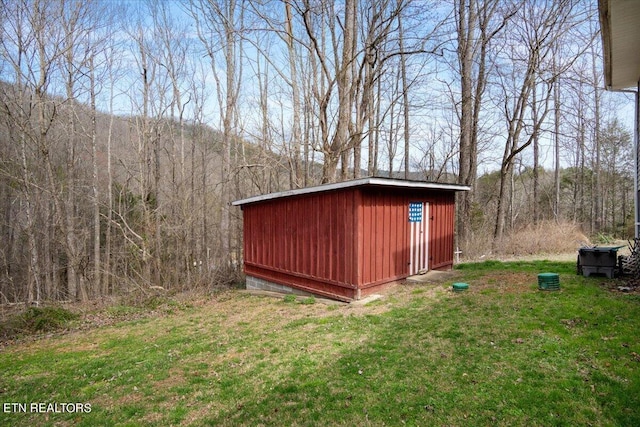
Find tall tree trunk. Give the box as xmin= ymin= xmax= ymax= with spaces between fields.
xmin=105 ymin=58 xmax=115 ymax=296
xmin=221 ymin=0 xmax=237 ymax=267
xmin=532 ymin=72 xmax=539 ymax=224
xmin=399 ymin=7 xmax=410 ymax=179
xmin=591 ymin=40 xmax=602 ymax=233
xmin=90 ymin=53 xmax=101 ymax=298
xmin=553 ymin=53 xmax=561 ymax=223
xmin=456 ymin=0 xmax=475 ymax=247
xmin=135 ymin=27 xmax=153 ymax=286
xmin=456 ymin=0 xmax=510 ymax=249
xmin=335 ymin=0 xmax=356 ymax=182
xmin=285 ymin=0 xmax=303 ymax=188
xmin=494 ymin=163 xmax=513 ymax=243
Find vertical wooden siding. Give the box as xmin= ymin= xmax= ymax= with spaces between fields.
xmin=243 ymin=190 xmax=357 ymax=288
xmin=241 ymin=185 xmax=457 ymax=298
xmin=428 ymin=193 xmax=456 ymax=270
xmin=357 ymin=189 xmax=456 ymax=287
xmin=358 ymin=189 xmax=409 ymax=287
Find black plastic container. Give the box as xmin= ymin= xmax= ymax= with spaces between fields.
xmin=577 ymin=246 xmax=624 ymax=279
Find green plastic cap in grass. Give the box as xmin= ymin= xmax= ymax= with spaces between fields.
xmin=537 ymin=272 xmax=560 ymax=291
xmin=452 ymin=282 xmax=469 ymax=292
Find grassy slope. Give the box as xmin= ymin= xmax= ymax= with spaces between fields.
xmin=1 ymin=260 xmax=639 ymax=426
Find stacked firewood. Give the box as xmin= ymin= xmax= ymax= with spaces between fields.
xmin=619 ymin=239 xmax=640 ymax=291
xmin=621 ymin=238 xmax=640 ymax=276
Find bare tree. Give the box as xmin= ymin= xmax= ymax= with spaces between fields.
xmin=492 ymin=0 xmax=576 ymax=244
xmin=122 ymin=4 xmax=171 ymax=288
xmin=296 ymin=0 xmax=358 ymax=182
xmin=589 ymin=13 xmax=603 ymax=233
xmin=454 ymin=0 xmax=513 ymax=248
xmin=189 ymin=0 xmax=245 ymax=271
xmin=552 ymin=43 xmax=561 ymax=222
xmin=285 ymin=0 xmax=304 ymax=187
xmin=0 ymin=0 xmax=42 ymax=302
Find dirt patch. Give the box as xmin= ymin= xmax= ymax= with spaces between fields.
xmin=599 ymin=277 xmax=640 ymax=295
xmin=406 ymin=269 xmax=461 ymax=284
xmin=467 ymin=272 xmax=538 ymax=294
xmin=151 ymin=365 xmax=188 ymax=392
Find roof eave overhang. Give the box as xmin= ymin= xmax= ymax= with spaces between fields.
xmin=232 ymin=177 xmax=471 ymax=207
xmin=598 ymin=0 xmax=614 ymax=89
xmin=599 ymin=0 xmax=640 ymax=90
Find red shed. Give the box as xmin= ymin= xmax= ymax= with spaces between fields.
xmin=232 ymin=177 xmax=470 ymax=301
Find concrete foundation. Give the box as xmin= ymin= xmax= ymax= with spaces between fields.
xmin=245 ymin=275 xmax=317 ymax=298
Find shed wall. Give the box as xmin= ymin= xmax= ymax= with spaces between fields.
xmin=427 ymin=193 xmax=456 ymax=270
xmin=358 ymin=189 xmax=408 ymax=288
xmin=242 ymin=189 xmax=359 ymax=299
xmin=356 ymin=188 xmax=456 ymax=289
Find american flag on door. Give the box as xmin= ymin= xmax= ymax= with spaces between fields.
xmin=409 ymin=202 xmax=428 ymax=275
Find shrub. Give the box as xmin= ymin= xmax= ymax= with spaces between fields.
xmin=463 ymin=221 xmax=590 ymax=259
xmin=0 ymin=306 xmax=79 ymax=339
xmin=21 ymin=306 xmax=78 ymax=332
xmin=283 ymin=295 xmax=297 ymax=303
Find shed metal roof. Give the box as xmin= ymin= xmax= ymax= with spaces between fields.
xmin=232 ymin=177 xmax=470 ymax=206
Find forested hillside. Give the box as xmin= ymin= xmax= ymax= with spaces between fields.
xmin=0 ymin=0 xmax=634 ymax=304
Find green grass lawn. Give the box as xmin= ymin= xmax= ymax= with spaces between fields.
xmin=1 ymin=260 xmax=639 ymax=426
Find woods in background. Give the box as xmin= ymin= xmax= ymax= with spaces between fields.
xmin=0 ymin=0 xmax=634 ymax=303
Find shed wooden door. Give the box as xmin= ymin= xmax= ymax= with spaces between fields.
xmin=409 ymin=201 xmax=429 ymax=275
